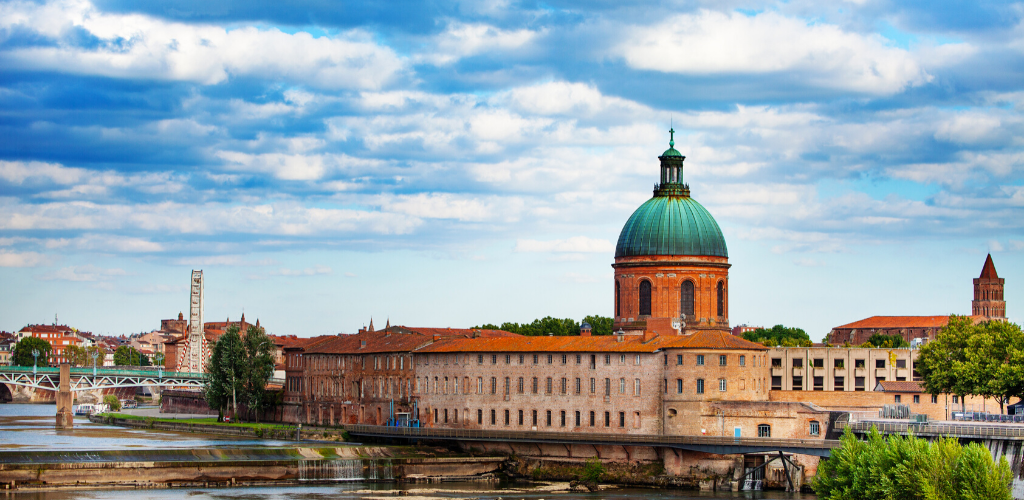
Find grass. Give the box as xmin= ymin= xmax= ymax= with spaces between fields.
xmin=99 ymin=413 xmax=295 ymax=430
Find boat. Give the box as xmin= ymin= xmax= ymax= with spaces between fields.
xmin=73 ymin=404 xmax=95 ymax=416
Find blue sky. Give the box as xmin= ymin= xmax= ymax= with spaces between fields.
xmin=1 ymin=0 xmax=1022 ymax=339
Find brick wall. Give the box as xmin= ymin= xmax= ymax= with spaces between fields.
xmin=768 ymin=347 xmax=918 ymax=392
xmin=768 ymin=390 xmax=1002 ymax=421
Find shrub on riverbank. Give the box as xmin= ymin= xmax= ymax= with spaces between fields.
xmin=103 ymin=395 xmax=121 ymax=411
xmin=814 ymin=426 xmax=1012 ymax=500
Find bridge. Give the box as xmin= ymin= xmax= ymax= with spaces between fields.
xmin=345 ymin=424 xmax=840 ymax=457
xmin=837 ymin=420 xmax=1024 ymax=440
xmin=0 ymin=366 xmax=206 ymax=392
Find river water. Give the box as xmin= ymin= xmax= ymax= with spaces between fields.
xmin=0 ymin=404 xmax=816 ymax=500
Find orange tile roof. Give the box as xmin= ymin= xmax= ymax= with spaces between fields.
xmin=834 ymin=316 xmax=952 ymax=330
xmin=875 ymin=380 xmax=924 ymax=393
xmin=417 ymin=330 xmax=768 ymax=354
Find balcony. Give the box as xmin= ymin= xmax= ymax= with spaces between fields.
xmin=833 ymin=368 xmax=847 ymax=376
xmin=812 ymin=367 xmax=826 ymax=377
xmin=791 ymin=367 xmax=805 ymax=377
xmin=771 ymin=367 xmax=785 ymax=377
xmin=854 ymin=368 xmax=867 ymax=377
xmin=875 ymin=368 xmax=888 ymax=378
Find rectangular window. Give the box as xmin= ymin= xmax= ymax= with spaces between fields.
xmin=490 ymin=409 xmax=496 ymax=425
xmin=855 ymin=376 xmax=865 ymax=391
xmin=719 ymin=378 xmax=727 ymax=392
xmin=719 ymin=355 xmax=727 ymax=366
xmin=605 ymin=354 xmax=611 ymax=365
xmin=696 ymin=355 xmax=705 ymax=366
xmin=634 ymin=378 xmax=641 ymax=396
xmin=677 ymin=354 xmax=683 ymax=365
xmin=492 ymin=354 xmax=497 ymax=364
xmin=855 ymin=359 xmax=865 ymax=368
xmin=491 ymin=377 xmax=497 ymax=394
xmin=590 ymin=378 xmax=596 ymax=393
xmin=478 ymin=409 xmax=483 ymax=424
xmin=913 ymin=395 xmax=920 ymax=404
xmin=619 ymin=411 xmax=625 ymax=427
xmin=931 ymin=395 xmax=938 ymax=404
xmin=575 ymin=378 xmax=581 ymax=394
xmin=792 ymin=358 xmax=803 ymax=368
xmin=813 ymin=376 xmax=824 ymax=390
xmin=952 ymin=395 xmax=959 ymax=404
xmin=772 ymin=358 xmax=783 ymax=367
xmin=532 ymin=409 xmax=538 ymax=426
xmin=739 ymin=355 xmax=746 ymax=367
xmin=532 ymin=377 xmax=538 ymax=394
xmin=562 ymin=354 xmax=567 ymax=364
xmin=547 ymin=354 xmax=553 ymax=364
xmin=809 ymin=421 xmax=820 ymax=436
xmin=589 ymin=411 xmax=595 ymax=427
xmin=792 ymin=376 xmax=803 ymax=390
xmin=506 ymin=354 xmax=511 ymax=364
xmin=834 ymin=376 xmax=845 ymax=391
xmin=771 ymin=376 xmax=782 ymax=390
xmin=813 ymin=358 xmax=824 ymax=368
xmin=519 ymin=355 xmax=524 ymax=364
xmin=620 ymin=354 xmax=626 ymax=364
xmin=758 ymin=424 xmax=771 ymax=438
xmin=518 ymin=409 xmax=524 ymax=425
xmin=677 ymin=379 xmax=683 ymax=394
xmin=895 ymin=395 xmax=902 ymax=403
xmin=560 ymin=410 xmax=566 ymax=427
xmin=896 ymin=359 xmax=907 ymax=369
xmin=546 ymin=410 xmax=552 ymax=427
xmin=696 ymin=379 xmax=705 ymax=394
xmin=561 ymin=377 xmax=567 ymax=394
xmin=876 ymin=359 xmax=886 ymax=368
xmin=604 ymin=411 xmax=610 ymax=427
xmin=518 ymin=377 xmax=524 ymax=393
xmin=576 ymin=354 xmax=581 ymax=364
xmin=478 ymin=354 xmax=483 ymax=364
xmin=575 ymin=411 xmax=581 ymax=427
xmin=546 ymin=377 xmax=553 ymax=394
xmin=605 ymin=378 xmax=611 ymax=396
xmin=619 ymin=378 xmax=626 ymax=394
xmin=636 ymin=354 xmax=641 ymax=365
xmin=504 ymin=409 xmax=510 ymax=426
xmin=533 ymin=354 xmax=539 ymax=364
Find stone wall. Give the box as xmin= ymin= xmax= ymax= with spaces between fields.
xmin=769 ymin=390 xmax=1004 ymax=421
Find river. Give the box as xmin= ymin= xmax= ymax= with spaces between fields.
xmin=0 ymin=404 xmax=817 ymax=499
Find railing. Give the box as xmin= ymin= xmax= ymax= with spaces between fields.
xmin=345 ymin=424 xmax=839 ymax=450
xmin=837 ymin=420 xmax=1024 ymax=439
xmin=0 ymin=365 xmax=205 ymax=379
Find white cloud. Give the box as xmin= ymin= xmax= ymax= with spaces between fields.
xmin=272 ymin=265 xmax=332 ymax=276
xmin=172 ymin=255 xmax=277 ymax=267
xmin=0 ymin=250 xmax=50 ymax=267
xmin=515 ymin=236 xmax=614 ymax=253
xmin=40 ymin=264 xmax=127 ymax=282
xmin=617 ymin=10 xmax=931 ymax=94
xmin=0 ymin=0 xmax=404 ymax=90
xmin=418 ymin=22 xmax=540 ymax=66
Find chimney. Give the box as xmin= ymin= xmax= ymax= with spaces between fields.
xmin=472 ymin=330 xmax=480 ymax=338
xmin=643 ymin=329 xmax=657 ymax=342
xmin=580 ymin=321 xmax=592 ymax=337
xmin=433 ymin=335 xmax=441 ymax=342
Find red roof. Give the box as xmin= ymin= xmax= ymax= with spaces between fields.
xmin=980 ymin=254 xmax=999 ymax=279
xmin=417 ymin=330 xmax=767 ymax=354
xmin=834 ymin=316 xmax=951 ymax=330
xmin=875 ymin=380 xmax=923 ymax=393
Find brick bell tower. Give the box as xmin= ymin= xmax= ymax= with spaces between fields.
xmin=973 ymin=254 xmax=1006 ymax=321
xmin=612 ymin=129 xmax=730 ymax=336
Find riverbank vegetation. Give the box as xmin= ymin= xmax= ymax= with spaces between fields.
xmin=203 ymin=324 xmax=275 ymax=422
xmin=814 ymin=427 xmax=1012 ymax=500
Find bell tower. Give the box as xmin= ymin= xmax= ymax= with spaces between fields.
xmin=972 ymin=254 xmax=1006 ymax=321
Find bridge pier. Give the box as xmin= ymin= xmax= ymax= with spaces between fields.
xmin=55 ymin=364 xmax=73 ymax=430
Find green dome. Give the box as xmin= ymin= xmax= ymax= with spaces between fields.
xmin=615 ymin=195 xmax=728 ymax=258
xmin=661 ymin=147 xmax=683 ymax=157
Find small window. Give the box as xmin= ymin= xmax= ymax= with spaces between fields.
xmin=562 ymin=354 xmax=567 ymax=364
xmin=619 ymin=411 xmax=625 ymax=427
xmin=576 ymin=354 xmax=581 ymax=364
xmin=589 ymin=411 xmax=595 ymax=427
xmin=855 ymin=359 xmax=865 ymax=368
xmin=813 ymin=376 xmax=824 ymax=390
xmin=896 ymin=359 xmax=907 ymax=369
xmin=477 ymin=409 xmax=483 ymax=424
xmin=518 ymin=409 xmax=524 ymax=425
xmin=635 ymin=354 xmax=641 ymax=365
xmin=533 ymin=354 xmax=538 ymax=364
xmin=619 ymin=378 xmax=626 ymax=394
xmin=490 ymin=409 xmax=496 ymax=425
xmin=560 ymin=410 xmax=566 ymax=427
xmin=792 ymin=376 xmax=803 ymax=390
xmin=739 ymin=355 xmax=745 ymax=367
xmin=634 ymin=378 xmax=641 ymax=396
xmin=913 ymin=395 xmax=920 ymax=404
xmin=855 ymin=376 xmax=865 ymax=391
xmin=504 ymin=409 xmax=510 ymax=426
xmin=792 ymin=358 xmax=803 ymax=368
xmin=575 ymin=410 xmax=581 ymax=427
xmin=719 ymin=378 xmax=727 ymax=392
xmin=771 ymin=358 xmax=783 ymax=367
xmin=809 ymin=421 xmax=820 ymax=436
xmin=478 ymin=355 xmax=483 ymax=364
xmin=696 ymin=355 xmax=705 ymax=366
xmin=719 ymin=355 xmax=727 ymax=366
xmin=505 ymin=354 xmax=511 ymax=364
xmin=876 ymin=359 xmax=885 ymax=368
xmin=620 ymin=354 xmax=626 ymax=364
xmin=895 ymin=395 xmax=902 ymax=403
xmin=834 ymin=359 xmax=844 ymax=368
xmin=677 ymin=379 xmax=683 ymax=394
xmin=758 ymin=424 xmax=771 ymax=438
xmin=952 ymin=395 xmax=959 ymax=404
xmin=605 ymin=354 xmax=611 ymax=365
xmin=834 ymin=376 xmax=845 ymax=391
xmin=519 ymin=355 xmax=524 ymax=364
xmin=676 ymin=354 xmax=683 ymax=365
xmin=696 ymin=379 xmax=705 ymax=394
xmin=604 ymin=411 xmax=610 ymax=427
xmin=532 ymin=409 xmax=538 ymax=426
xmin=771 ymin=376 xmax=782 ymax=390
xmin=546 ymin=377 xmax=553 ymax=394
xmin=931 ymin=395 xmax=938 ymax=404
xmin=547 ymin=354 xmax=553 ymax=364
xmin=546 ymin=410 xmax=552 ymax=427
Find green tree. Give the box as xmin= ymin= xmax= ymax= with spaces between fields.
xmin=205 ymin=326 xmax=246 ymax=419
xmin=814 ymin=426 xmax=1012 ymax=500
xmin=743 ymin=325 xmax=812 ymax=347
xmin=103 ymin=394 xmax=122 ymax=412
xmin=63 ymin=345 xmax=89 ymax=367
xmin=113 ymin=346 xmax=151 ymax=366
xmin=864 ymin=333 xmax=910 ymax=348
xmin=11 ymin=337 xmax=52 ymax=367
xmin=582 ymin=315 xmax=614 ymax=336
xmin=972 ymin=320 xmax=1024 ymax=413
xmin=475 ymin=315 xmax=613 ymax=336
xmin=917 ymin=315 xmax=981 ymax=412
xmin=241 ymin=325 xmax=275 ymax=423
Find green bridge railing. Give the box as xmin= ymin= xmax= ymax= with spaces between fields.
xmin=0 ymin=365 xmax=205 ymax=379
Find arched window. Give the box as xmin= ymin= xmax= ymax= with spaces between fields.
xmin=716 ymin=281 xmax=725 ymax=317
xmin=639 ymin=280 xmax=652 ymax=316
xmin=681 ymin=280 xmax=694 ymax=317
xmin=615 ymin=280 xmax=621 ymax=317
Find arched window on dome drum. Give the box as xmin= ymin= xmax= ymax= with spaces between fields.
xmin=681 ymin=280 xmax=694 ymax=318
xmin=716 ymin=281 xmax=725 ymax=317
xmin=615 ymin=281 xmax=621 ymax=317
xmin=639 ymin=280 xmax=652 ymax=316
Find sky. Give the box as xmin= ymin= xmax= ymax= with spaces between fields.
xmin=1 ymin=0 xmax=1022 ymax=340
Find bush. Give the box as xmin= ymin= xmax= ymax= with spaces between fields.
xmin=814 ymin=426 xmax=1012 ymax=500
xmin=580 ymin=457 xmax=605 ymax=484
xmin=103 ymin=394 xmax=121 ymax=411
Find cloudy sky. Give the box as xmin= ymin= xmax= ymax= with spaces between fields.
xmin=1 ymin=0 xmax=1022 ymax=339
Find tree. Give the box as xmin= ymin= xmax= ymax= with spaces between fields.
xmin=743 ymin=325 xmax=812 ymax=347
xmin=241 ymin=325 xmax=275 ymax=423
xmin=474 ymin=315 xmax=614 ymax=336
xmin=103 ymin=394 xmax=122 ymax=412
xmin=864 ymin=333 xmax=910 ymax=348
xmin=814 ymin=426 xmax=1012 ymax=500
xmin=63 ymin=345 xmax=89 ymax=367
xmin=12 ymin=337 xmax=52 ymax=367
xmin=205 ymin=326 xmax=246 ymax=419
xmin=582 ymin=315 xmax=614 ymax=336
xmin=973 ymin=320 xmax=1024 ymax=413
xmin=917 ymin=315 xmax=980 ymax=412
xmin=113 ymin=346 xmax=151 ymax=366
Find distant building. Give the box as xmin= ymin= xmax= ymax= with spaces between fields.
xmin=0 ymin=331 xmax=15 ymax=365
xmin=17 ymin=324 xmax=92 ymax=365
xmin=828 ymin=254 xmax=1006 ymax=345
xmin=731 ymin=325 xmax=761 ymax=337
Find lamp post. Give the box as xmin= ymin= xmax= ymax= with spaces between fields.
xmin=32 ymin=349 xmax=40 ymax=375
xmin=91 ymin=350 xmax=99 ymax=377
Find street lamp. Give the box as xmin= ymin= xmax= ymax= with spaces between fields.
xmin=32 ymin=349 xmax=39 ymax=375
xmin=91 ymin=350 xmax=99 ymax=377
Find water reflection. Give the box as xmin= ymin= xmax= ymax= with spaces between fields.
xmin=0 ymin=404 xmax=294 ymax=451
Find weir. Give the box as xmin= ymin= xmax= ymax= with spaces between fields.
xmin=298 ymin=459 xmax=395 ymax=482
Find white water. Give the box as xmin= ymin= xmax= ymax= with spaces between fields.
xmin=297 ymin=459 xmax=394 ymax=482
xmin=985 ymin=439 xmax=1024 ymax=499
